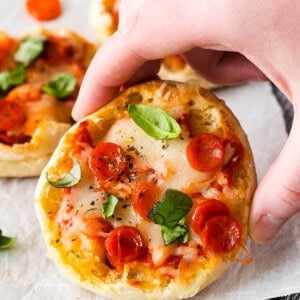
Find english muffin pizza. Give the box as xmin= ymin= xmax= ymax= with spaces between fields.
xmin=35 ymin=80 xmax=256 ymax=299
xmin=89 ymin=0 xmax=218 ymax=89
xmin=0 ymin=29 xmax=95 ymax=177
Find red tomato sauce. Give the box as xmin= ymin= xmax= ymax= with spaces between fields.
xmin=0 ymin=100 xmax=26 ymax=131
xmin=26 ymin=0 xmax=62 ymax=21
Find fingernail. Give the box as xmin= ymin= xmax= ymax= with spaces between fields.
xmin=251 ymin=214 xmax=286 ymax=243
xmin=71 ymin=107 xmax=82 ymax=122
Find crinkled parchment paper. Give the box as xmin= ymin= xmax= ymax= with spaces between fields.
xmin=0 ymin=1 xmax=299 ymax=299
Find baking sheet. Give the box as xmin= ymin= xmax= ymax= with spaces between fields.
xmin=0 ymin=1 xmax=299 ymax=299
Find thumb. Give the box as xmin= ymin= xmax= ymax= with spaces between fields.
xmin=250 ymin=110 xmax=300 ymax=243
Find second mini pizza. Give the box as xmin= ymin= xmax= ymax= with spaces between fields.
xmin=35 ymin=80 xmax=256 ymax=300
xmin=0 ymin=29 xmax=95 ymax=177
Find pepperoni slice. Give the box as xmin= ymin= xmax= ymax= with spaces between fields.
xmin=200 ymin=215 xmax=242 ymax=253
xmin=105 ymin=226 xmax=145 ymax=268
xmin=7 ymin=84 xmax=41 ymax=103
xmin=0 ymin=36 xmax=16 ymax=53
xmin=132 ymin=181 xmax=159 ymax=220
xmin=26 ymin=0 xmax=62 ymax=21
xmin=0 ymin=36 xmax=17 ymax=64
xmin=191 ymin=199 xmax=230 ymax=235
xmin=0 ymin=132 xmax=30 ymax=145
xmin=186 ymin=133 xmax=225 ymax=172
xmin=89 ymin=142 xmax=127 ymax=182
xmin=42 ymin=36 xmax=73 ymax=64
xmin=0 ymin=101 xmax=26 ymax=131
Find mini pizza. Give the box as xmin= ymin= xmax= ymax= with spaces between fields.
xmin=89 ymin=0 xmax=218 ymax=89
xmin=35 ymin=80 xmax=256 ymax=299
xmin=0 ymin=29 xmax=95 ymax=177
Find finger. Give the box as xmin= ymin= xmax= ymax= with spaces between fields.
xmin=72 ymin=32 xmax=147 ymax=120
xmin=250 ymin=110 xmax=300 ymax=243
xmin=124 ymin=60 xmax=161 ymax=88
xmin=183 ymin=48 xmax=267 ymax=85
xmin=72 ymin=1 xmax=228 ymax=121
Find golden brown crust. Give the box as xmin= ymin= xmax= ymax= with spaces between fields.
xmin=158 ymin=56 xmax=219 ymax=90
xmin=0 ymin=28 xmax=96 ymax=177
xmin=35 ymin=80 xmax=256 ymax=299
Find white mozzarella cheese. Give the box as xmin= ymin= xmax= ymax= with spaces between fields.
xmin=102 ymin=117 xmax=212 ymax=191
xmin=59 ymin=116 xmax=223 ymax=266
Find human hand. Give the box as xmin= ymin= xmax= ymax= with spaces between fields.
xmin=72 ymin=0 xmax=300 ymax=243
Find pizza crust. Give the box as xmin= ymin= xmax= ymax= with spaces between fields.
xmin=35 ymin=80 xmax=256 ymax=299
xmin=158 ymin=62 xmax=218 ymax=90
xmin=0 ymin=28 xmax=96 ymax=177
xmin=0 ymin=120 xmax=70 ymax=177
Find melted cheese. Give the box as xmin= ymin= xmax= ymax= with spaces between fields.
xmin=1 ymin=31 xmax=91 ymax=145
xmin=57 ymin=117 xmax=234 ymax=269
xmin=102 ymin=118 xmax=215 ymax=265
xmin=23 ymin=94 xmax=72 ymax=135
xmin=103 ymin=117 xmax=212 ymax=190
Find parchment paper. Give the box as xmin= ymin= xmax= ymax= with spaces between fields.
xmin=0 ymin=1 xmax=299 ymax=299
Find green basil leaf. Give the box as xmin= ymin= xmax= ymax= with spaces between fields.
xmin=0 ymin=64 xmax=26 ymax=91
xmin=9 ymin=64 xmax=26 ymax=85
xmin=46 ymin=161 xmax=81 ymax=188
xmin=161 ymin=218 xmax=189 ymax=245
xmin=102 ymin=194 xmax=119 ymax=218
xmin=0 ymin=72 xmax=10 ymax=91
xmin=14 ymin=36 xmax=45 ymax=66
xmin=43 ymin=73 xmax=77 ymax=98
xmin=128 ymin=104 xmax=181 ymax=140
xmin=148 ymin=189 xmax=192 ymax=228
xmin=0 ymin=229 xmax=17 ymax=250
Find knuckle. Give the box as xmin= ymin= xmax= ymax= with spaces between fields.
xmin=278 ymin=184 xmax=300 ymax=212
xmin=118 ymin=0 xmax=142 ymax=38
